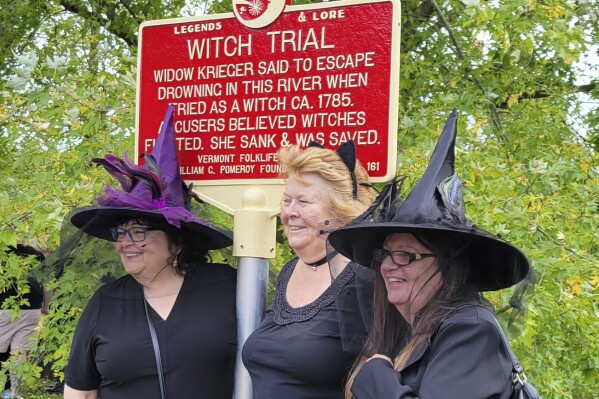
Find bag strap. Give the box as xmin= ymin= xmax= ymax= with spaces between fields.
xmin=487 ymin=313 xmax=523 ymax=372
xmin=488 ymin=314 xmax=528 ymax=388
xmin=485 ymin=308 xmax=543 ymax=399
xmin=144 ymin=298 xmax=168 ymax=399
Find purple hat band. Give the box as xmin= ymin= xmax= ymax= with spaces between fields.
xmin=97 ymin=186 xmax=206 ymax=229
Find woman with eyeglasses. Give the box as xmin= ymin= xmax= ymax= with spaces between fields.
xmin=328 ymin=111 xmax=533 ymax=399
xmin=61 ymin=106 xmax=236 ymax=399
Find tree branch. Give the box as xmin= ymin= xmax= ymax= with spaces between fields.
xmin=536 ymin=227 xmax=580 ymax=256
xmin=57 ymin=0 xmax=136 ymax=47
xmin=574 ymin=82 xmax=597 ymax=94
xmin=496 ymin=81 xmax=598 ymax=108
xmin=119 ymin=0 xmax=142 ymax=24
xmin=429 ymin=0 xmax=505 ymax=132
xmin=400 ymin=0 xmax=438 ymax=52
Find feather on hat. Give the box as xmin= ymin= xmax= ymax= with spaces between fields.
xmin=70 ymin=105 xmax=232 ymax=250
xmin=328 ymin=110 xmax=530 ymax=291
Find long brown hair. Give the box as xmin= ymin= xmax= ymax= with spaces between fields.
xmin=345 ymin=232 xmax=480 ymax=398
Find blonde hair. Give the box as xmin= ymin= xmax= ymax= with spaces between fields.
xmin=278 ymin=144 xmax=375 ymax=218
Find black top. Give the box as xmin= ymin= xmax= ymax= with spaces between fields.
xmin=242 ymin=258 xmax=360 ymax=399
xmin=65 ymin=263 xmax=237 ymax=399
xmin=351 ymin=304 xmax=513 ymax=399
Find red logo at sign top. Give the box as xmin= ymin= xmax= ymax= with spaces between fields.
xmin=235 ymin=0 xmax=268 ymax=20
xmin=233 ymin=0 xmax=287 ymax=28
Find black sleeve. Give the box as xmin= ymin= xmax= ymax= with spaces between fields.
xmin=64 ymin=290 xmax=102 ymax=390
xmin=352 ymin=317 xmax=511 ymax=399
xmin=352 ymin=359 xmax=407 ymax=399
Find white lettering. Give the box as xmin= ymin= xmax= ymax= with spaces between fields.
xmin=153 ymin=67 xmax=194 ymax=82
xmin=277 ymin=76 xmax=322 ymax=92
xmin=316 ymin=52 xmax=375 ymax=71
xmin=219 ymin=164 xmax=255 ymax=174
xmin=187 ymin=35 xmax=252 ymax=59
xmin=267 ymin=28 xmax=334 ymax=53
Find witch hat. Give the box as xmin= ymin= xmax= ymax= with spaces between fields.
xmin=329 ymin=110 xmax=530 ymax=291
xmin=69 ymin=105 xmax=232 ymax=250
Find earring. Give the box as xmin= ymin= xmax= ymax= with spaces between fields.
xmin=173 ymin=256 xmax=178 ymax=268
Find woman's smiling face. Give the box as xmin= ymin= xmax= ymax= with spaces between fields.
xmin=115 ymin=221 xmax=173 ymax=279
xmin=379 ymin=233 xmax=443 ymax=321
xmin=280 ymin=173 xmax=334 ymax=259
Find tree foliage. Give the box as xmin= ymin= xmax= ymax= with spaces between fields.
xmin=1 ymin=0 xmax=597 ymax=397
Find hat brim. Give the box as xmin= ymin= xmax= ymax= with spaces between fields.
xmin=328 ymin=222 xmax=530 ymax=291
xmin=70 ymin=206 xmax=232 ymax=250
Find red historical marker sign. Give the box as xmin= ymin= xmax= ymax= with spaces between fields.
xmin=136 ymin=0 xmax=400 ymax=184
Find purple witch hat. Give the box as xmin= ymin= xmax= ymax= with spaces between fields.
xmin=70 ymin=105 xmax=232 ymax=250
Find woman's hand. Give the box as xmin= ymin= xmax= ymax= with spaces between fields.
xmin=366 ymin=354 xmax=393 ymax=365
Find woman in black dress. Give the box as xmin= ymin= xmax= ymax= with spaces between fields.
xmin=61 ymin=105 xmax=236 ymax=399
xmin=328 ymin=111 xmax=536 ymax=399
xmin=242 ymin=141 xmax=376 ymax=399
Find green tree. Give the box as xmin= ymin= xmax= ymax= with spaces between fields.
xmin=1 ymin=0 xmax=597 ymax=397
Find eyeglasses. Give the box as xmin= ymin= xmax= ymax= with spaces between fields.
xmin=111 ymin=226 xmax=155 ymax=242
xmin=373 ymin=249 xmax=436 ymax=266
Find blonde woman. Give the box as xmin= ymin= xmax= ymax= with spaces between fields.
xmin=242 ymin=141 xmax=375 ymax=399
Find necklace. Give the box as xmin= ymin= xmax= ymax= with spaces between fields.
xmin=305 ymin=255 xmax=328 ymax=271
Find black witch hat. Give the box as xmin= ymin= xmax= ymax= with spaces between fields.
xmin=328 ymin=110 xmax=530 ymax=291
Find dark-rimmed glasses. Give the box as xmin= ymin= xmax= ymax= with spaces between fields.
xmin=373 ymin=249 xmax=436 ymax=266
xmin=111 ymin=226 xmax=155 ymax=242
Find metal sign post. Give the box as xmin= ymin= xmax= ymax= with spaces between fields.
xmin=135 ymin=0 xmax=400 ymax=397
xmin=230 ymin=187 xmax=276 ymax=399
xmin=234 ymin=256 xmax=268 ymax=398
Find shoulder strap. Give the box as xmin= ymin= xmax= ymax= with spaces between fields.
xmin=144 ymin=299 xmax=167 ymax=399
xmin=488 ymin=313 xmax=524 ymax=375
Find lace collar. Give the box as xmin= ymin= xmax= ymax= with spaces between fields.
xmin=272 ymin=257 xmax=354 ymax=325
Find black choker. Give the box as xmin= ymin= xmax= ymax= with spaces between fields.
xmin=305 ymin=256 xmax=328 ymax=271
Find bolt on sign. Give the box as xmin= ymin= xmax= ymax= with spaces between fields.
xmin=136 ymin=0 xmax=400 ymax=185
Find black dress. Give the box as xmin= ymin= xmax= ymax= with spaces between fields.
xmin=65 ymin=263 xmax=237 ymax=399
xmin=242 ymin=258 xmax=365 ymax=399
